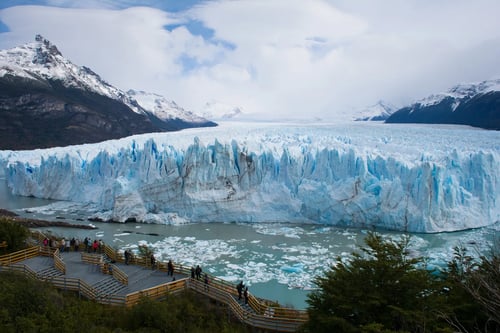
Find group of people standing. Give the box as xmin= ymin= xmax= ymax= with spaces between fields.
xmin=42 ymin=236 xmax=103 ymax=253
xmin=190 ymin=265 xmax=209 ymax=291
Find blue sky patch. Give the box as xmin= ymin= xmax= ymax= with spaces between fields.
xmin=214 ymin=39 xmax=236 ymax=51
xmin=165 ymin=19 xmax=236 ymax=52
xmin=0 ymin=0 xmax=39 ymax=9
xmin=0 ymin=0 xmax=209 ymax=12
xmin=178 ymin=54 xmax=199 ymax=73
xmin=0 ymin=20 xmax=9 ymax=33
xmin=165 ymin=20 xmax=214 ymax=40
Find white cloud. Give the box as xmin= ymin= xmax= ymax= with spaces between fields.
xmin=1 ymin=0 xmax=500 ymax=120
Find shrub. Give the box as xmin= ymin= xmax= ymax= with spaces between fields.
xmin=0 ymin=217 xmax=29 ymax=251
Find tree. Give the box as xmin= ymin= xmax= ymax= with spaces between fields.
xmin=0 ymin=217 xmax=29 ymax=251
xmin=303 ymin=232 xmax=446 ymax=333
xmin=444 ymin=244 xmax=500 ymax=332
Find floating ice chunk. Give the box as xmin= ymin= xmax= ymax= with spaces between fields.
xmin=281 ymin=263 xmax=304 ymax=273
xmin=113 ymin=233 xmax=131 ymax=236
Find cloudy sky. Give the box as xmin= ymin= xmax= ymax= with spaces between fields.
xmin=1 ymin=0 xmax=499 ymax=120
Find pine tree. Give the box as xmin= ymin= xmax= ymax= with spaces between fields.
xmin=303 ymin=232 xmax=446 ymax=333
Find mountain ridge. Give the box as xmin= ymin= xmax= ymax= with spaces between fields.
xmin=0 ymin=35 xmax=216 ymax=150
xmin=386 ymin=78 xmax=500 ymax=130
xmin=353 ymin=100 xmax=396 ymax=121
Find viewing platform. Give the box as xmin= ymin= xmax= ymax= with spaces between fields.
xmin=0 ymin=242 xmax=308 ymax=332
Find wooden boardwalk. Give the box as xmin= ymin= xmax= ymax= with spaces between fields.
xmin=18 ymin=251 xmax=186 ymax=296
xmin=0 ymin=246 xmax=308 ymax=332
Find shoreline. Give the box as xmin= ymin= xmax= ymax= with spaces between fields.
xmin=0 ymin=208 xmax=98 ymax=229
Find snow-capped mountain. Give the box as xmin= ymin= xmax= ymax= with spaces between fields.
xmin=127 ymin=90 xmax=212 ymax=125
xmin=0 ymin=35 xmax=216 ymax=150
xmin=0 ymin=34 xmax=145 ymax=114
xmin=201 ymin=100 xmax=244 ymax=120
xmin=386 ymin=78 xmax=500 ymax=130
xmin=417 ymin=79 xmax=500 ymax=108
xmin=353 ymin=100 xmax=396 ymax=121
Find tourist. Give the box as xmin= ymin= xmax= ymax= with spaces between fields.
xmin=124 ymin=249 xmax=130 ymax=265
xmin=60 ymin=238 xmax=66 ymax=252
xmin=204 ymin=273 xmax=209 ymax=291
xmin=191 ymin=266 xmax=195 ymax=279
xmin=167 ymin=260 xmax=174 ymax=276
xmin=43 ymin=238 xmax=48 ymax=247
xmin=244 ymin=287 xmax=249 ymax=305
xmin=74 ymin=238 xmax=80 ymax=252
xmin=92 ymin=240 xmax=98 ymax=253
xmin=236 ymin=281 xmax=245 ymax=300
xmin=195 ymin=265 xmax=202 ymax=279
xmin=150 ymin=254 xmax=156 ymax=270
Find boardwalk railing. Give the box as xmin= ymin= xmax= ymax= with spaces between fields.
xmin=0 ymin=246 xmax=39 ymax=265
xmin=110 ymin=264 xmax=128 ymax=285
xmin=98 ymin=244 xmax=308 ymax=331
xmin=53 ymin=248 xmax=66 ymax=274
xmin=125 ymin=279 xmax=187 ymax=307
xmin=187 ymin=278 xmax=305 ymax=332
xmin=1 ymin=245 xmax=308 ymax=332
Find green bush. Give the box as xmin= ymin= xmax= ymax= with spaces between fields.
xmin=0 ymin=217 xmax=29 ymax=251
xmin=303 ymin=232 xmax=447 ymax=333
xmin=0 ymin=271 xmax=249 ymax=333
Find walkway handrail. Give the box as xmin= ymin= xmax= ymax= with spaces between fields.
xmin=125 ymin=278 xmax=187 ymax=307
xmin=103 ymin=243 xmax=307 ymax=322
xmin=2 ymin=262 xmax=38 ymax=280
xmin=81 ymin=252 xmax=103 ymax=265
xmin=53 ymin=248 xmax=66 ymax=274
xmin=110 ymin=264 xmax=128 ymax=285
xmin=187 ymin=278 xmax=305 ymax=332
xmin=0 ymin=246 xmax=39 ymax=265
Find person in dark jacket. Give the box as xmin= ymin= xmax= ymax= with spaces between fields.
xmin=167 ymin=260 xmax=174 ymax=276
xmin=237 ymin=281 xmax=245 ymax=300
xmin=150 ymin=254 xmax=156 ymax=270
xmin=244 ymin=287 xmax=249 ymax=305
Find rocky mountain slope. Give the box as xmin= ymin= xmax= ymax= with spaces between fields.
xmin=353 ymin=100 xmax=396 ymax=121
xmin=386 ymin=79 xmax=500 ymax=130
xmin=0 ymin=35 xmax=216 ymax=150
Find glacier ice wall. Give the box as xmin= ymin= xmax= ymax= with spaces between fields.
xmin=2 ymin=122 xmax=499 ymax=232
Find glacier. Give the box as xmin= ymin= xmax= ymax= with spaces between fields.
xmin=1 ymin=122 xmax=499 ymax=233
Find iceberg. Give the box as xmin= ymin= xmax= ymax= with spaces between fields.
xmin=1 ymin=122 xmax=499 ymax=233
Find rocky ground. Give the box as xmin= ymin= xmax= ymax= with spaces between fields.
xmin=0 ymin=208 xmax=97 ymax=229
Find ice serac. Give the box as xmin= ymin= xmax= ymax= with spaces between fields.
xmin=3 ymin=123 xmax=499 ymax=232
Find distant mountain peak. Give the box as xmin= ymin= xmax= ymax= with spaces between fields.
xmin=386 ymin=78 xmax=500 ymax=130
xmin=127 ymin=89 xmax=213 ymax=124
xmin=353 ymin=100 xmax=396 ymax=121
xmin=201 ymin=100 xmax=244 ymax=120
xmin=32 ymin=34 xmax=62 ymax=65
xmin=416 ymin=78 xmax=500 ymax=109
